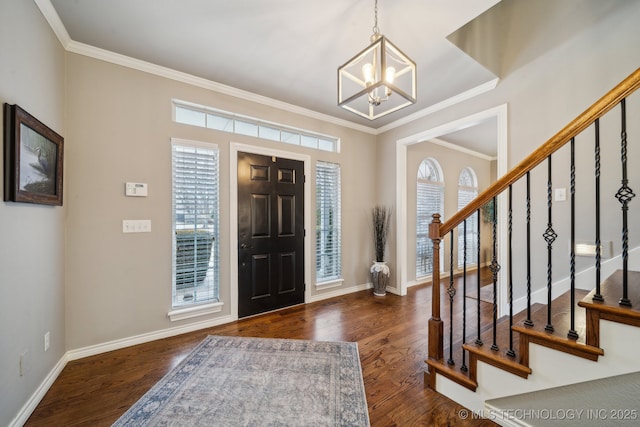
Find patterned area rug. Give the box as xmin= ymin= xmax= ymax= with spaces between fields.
xmin=112 ymin=336 xmax=370 ymax=426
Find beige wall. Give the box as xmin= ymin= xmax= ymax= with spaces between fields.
xmin=0 ymin=1 xmax=66 ymax=425
xmin=64 ymin=53 xmax=377 ymax=350
xmin=378 ymin=0 xmax=640 ymax=299
xmin=3 ymin=1 xmax=640 ymax=424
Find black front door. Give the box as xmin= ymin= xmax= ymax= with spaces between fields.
xmin=237 ymin=152 xmax=305 ymax=318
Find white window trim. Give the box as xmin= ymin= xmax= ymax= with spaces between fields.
xmin=315 ymin=278 xmax=345 ymax=290
xmin=169 ymin=137 xmax=220 ymax=320
xmin=416 ymin=158 xmax=444 ymax=279
xmin=173 ymin=99 xmax=341 ymax=153
xmin=315 ymin=161 xmax=342 ymax=285
xmin=168 ymin=302 xmax=224 ymax=322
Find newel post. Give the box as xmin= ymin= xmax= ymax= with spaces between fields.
xmin=428 ymin=213 xmax=443 ymax=361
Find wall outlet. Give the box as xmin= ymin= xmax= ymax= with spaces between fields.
xmin=44 ymin=331 xmax=50 ymax=352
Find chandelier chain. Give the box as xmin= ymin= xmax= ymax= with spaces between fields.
xmin=372 ymin=0 xmax=380 ymax=35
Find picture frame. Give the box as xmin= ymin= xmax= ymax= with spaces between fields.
xmin=3 ymin=103 xmax=64 ymax=206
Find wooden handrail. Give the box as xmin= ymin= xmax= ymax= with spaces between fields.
xmin=439 ymin=67 xmax=640 ymax=237
xmin=426 ymin=67 xmax=640 ymax=375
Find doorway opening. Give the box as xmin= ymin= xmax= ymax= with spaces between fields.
xmin=395 ymin=105 xmax=508 ymax=315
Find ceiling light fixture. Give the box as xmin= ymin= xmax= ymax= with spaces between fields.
xmin=338 ymin=0 xmax=417 ymax=120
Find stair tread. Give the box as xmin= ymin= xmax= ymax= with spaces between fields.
xmin=513 ymin=289 xmax=604 ymax=360
xmin=579 ymin=270 xmax=640 ymax=321
xmin=514 ymin=289 xmax=589 ymax=339
xmin=433 ymin=294 xmax=540 ymax=386
xmin=425 ymin=358 xmax=478 ymax=391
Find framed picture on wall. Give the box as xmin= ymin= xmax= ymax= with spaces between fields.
xmin=3 ymin=103 xmax=64 ymax=206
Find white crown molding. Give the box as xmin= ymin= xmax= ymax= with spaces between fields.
xmin=430 ymin=137 xmax=497 ymax=161
xmin=34 ymin=0 xmax=71 ymax=47
xmin=376 ymin=78 xmax=500 ymax=134
xmin=35 ymin=0 xmax=499 ymax=136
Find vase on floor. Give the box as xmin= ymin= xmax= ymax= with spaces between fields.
xmin=371 ymin=261 xmax=390 ymax=296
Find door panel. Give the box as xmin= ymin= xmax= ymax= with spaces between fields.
xmin=251 ymin=194 xmax=270 ymax=237
xmin=238 ymin=152 xmax=304 ymax=318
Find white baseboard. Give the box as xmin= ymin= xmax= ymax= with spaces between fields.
xmin=406 ymin=262 xmax=489 ymax=289
xmin=9 ymin=354 xmax=69 ymax=427
xmin=67 ymin=314 xmax=236 ymax=361
xmin=512 ymin=246 xmax=640 ymax=314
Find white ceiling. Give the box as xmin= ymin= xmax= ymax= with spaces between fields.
xmin=46 ymin=0 xmax=500 ymax=133
xmin=41 ymin=0 xmax=628 ymax=158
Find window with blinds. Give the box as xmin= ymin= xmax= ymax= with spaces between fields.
xmin=457 ymin=168 xmax=479 ymax=268
xmin=316 ymin=161 xmax=341 ymax=283
xmin=171 ymin=140 xmax=219 ymax=308
xmin=416 ymin=158 xmax=444 ymax=277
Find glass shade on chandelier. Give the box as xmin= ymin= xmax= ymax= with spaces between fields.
xmin=338 ymin=32 xmax=416 ymax=120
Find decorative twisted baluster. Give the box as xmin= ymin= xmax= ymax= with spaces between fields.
xmin=543 ymin=156 xmax=557 ymax=332
xmin=461 ymin=221 xmax=468 ymax=372
xmin=615 ymin=98 xmax=635 ymax=307
xmin=490 ymin=197 xmax=500 ymax=351
xmin=568 ymin=139 xmax=579 ymax=340
xmin=593 ymin=119 xmax=604 ymax=302
xmin=475 ymin=208 xmax=483 ymax=346
xmin=507 ymin=185 xmax=516 ymax=357
xmin=525 ymin=172 xmax=534 ymax=326
xmin=447 ymin=232 xmax=455 ymax=365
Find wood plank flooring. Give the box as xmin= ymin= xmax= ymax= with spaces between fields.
xmin=26 ymin=274 xmax=498 ymax=426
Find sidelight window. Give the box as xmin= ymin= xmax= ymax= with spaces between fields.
xmin=171 ymin=139 xmax=220 ymax=308
xmin=316 ymin=161 xmax=342 ymax=283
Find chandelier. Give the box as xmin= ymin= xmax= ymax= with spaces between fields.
xmin=338 ymin=0 xmax=417 ymax=120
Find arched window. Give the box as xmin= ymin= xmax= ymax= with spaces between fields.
xmin=416 ymin=158 xmax=444 ymax=277
xmin=457 ymin=167 xmax=478 ymax=268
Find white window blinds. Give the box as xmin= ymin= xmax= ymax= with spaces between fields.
xmin=171 ymin=140 xmax=219 ymax=308
xmin=457 ymin=168 xmax=478 ymax=268
xmin=416 ymin=159 xmax=444 ymax=277
xmin=316 ymin=161 xmax=341 ymax=282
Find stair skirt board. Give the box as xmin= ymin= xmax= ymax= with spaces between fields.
xmin=435 ymin=319 xmax=640 ymax=415
xmin=484 ymin=371 xmax=640 ymax=427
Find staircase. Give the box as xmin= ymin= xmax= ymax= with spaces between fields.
xmin=424 ymin=68 xmax=640 ymax=425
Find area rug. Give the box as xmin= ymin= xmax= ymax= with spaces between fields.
xmin=112 ymin=335 xmax=370 ymax=426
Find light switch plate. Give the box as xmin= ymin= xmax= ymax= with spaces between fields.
xmin=554 ymin=188 xmax=566 ymax=202
xmin=122 ymin=219 xmax=152 ymax=233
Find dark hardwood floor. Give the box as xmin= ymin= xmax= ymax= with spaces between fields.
xmin=26 ymin=272 xmax=498 ymax=426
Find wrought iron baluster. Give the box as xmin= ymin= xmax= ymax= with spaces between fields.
xmin=593 ymin=119 xmax=604 ymax=302
xmin=543 ymin=156 xmax=557 ymax=332
xmin=475 ymin=208 xmax=483 ymax=346
xmin=461 ymin=220 xmax=468 ymax=371
xmin=615 ymin=98 xmax=635 ymax=307
xmin=568 ymin=139 xmax=579 ymax=340
xmin=490 ymin=196 xmax=500 ymax=351
xmin=447 ymin=232 xmax=455 ymax=365
xmin=507 ymin=185 xmax=516 ymax=356
xmin=525 ymin=172 xmax=534 ymax=326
